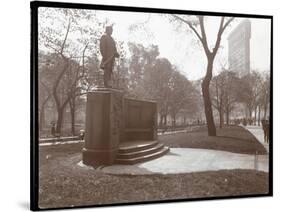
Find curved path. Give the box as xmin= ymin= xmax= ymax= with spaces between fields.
xmin=97 ymin=127 xmax=269 ymax=175
xmin=98 ymin=147 xmax=268 ymax=175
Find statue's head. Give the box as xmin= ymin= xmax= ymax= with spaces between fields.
xmin=105 ymin=26 xmax=113 ymax=35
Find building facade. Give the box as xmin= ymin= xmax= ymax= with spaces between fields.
xmin=228 ymin=20 xmax=251 ymax=77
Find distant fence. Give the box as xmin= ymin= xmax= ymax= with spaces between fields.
xmin=39 ymin=135 xmax=81 ymax=143
xmin=157 ymin=123 xmax=206 ymax=134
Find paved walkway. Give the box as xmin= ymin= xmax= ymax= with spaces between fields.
xmin=96 ymin=148 xmax=268 ymax=175
xmin=77 ymin=126 xmax=270 ymax=175
xmin=244 ymin=125 xmax=269 ymax=153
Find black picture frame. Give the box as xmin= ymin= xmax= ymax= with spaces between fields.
xmin=31 ymin=1 xmax=273 ymax=210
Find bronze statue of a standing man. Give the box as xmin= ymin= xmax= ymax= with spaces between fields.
xmin=99 ymin=26 xmax=120 ymax=88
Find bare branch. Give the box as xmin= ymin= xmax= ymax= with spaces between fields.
xmin=212 ymin=17 xmax=234 ymax=55
xmin=81 ymin=42 xmax=89 ymax=76
xmin=53 ymin=60 xmax=69 ymax=109
xmin=60 ymin=17 xmax=71 ymax=55
xmin=211 ymin=17 xmax=225 ymax=56
xmin=198 ymin=16 xmax=211 ymax=56
xmin=171 ymin=14 xmax=203 ymax=44
xmin=222 ymin=17 xmax=235 ymax=32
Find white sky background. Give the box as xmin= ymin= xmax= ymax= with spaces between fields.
xmin=39 ymin=8 xmax=271 ymax=81
xmin=95 ymin=10 xmax=271 ymax=80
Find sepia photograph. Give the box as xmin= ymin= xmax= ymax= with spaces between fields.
xmin=31 ymin=1 xmax=272 ymax=210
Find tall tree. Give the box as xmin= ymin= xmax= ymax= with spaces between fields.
xmin=258 ymin=72 xmax=270 ymax=120
xmin=38 ymin=52 xmax=54 ymax=133
xmin=211 ymin=73 xmax=226 ymax=128
xmin=127 ymin=43 xmax=159 ymax=98
xmin=168 ymin=69 xmax=198 ymax=127
xmin=144 ymin=58 xmax=173 ymax=127
xmin=211 ymin=70 xmax=239 ymax=127
xmin=238 ymin=71 xmax=262 ymax=121
xmin=223 ymin=71 xmax=240 ymax=125
xmin=39 ymin=8 xmax=104 ymax=134
xmin=170 ymin=15 xmax=234 ymax=136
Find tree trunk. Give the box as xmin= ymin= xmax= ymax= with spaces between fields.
xmin=70 ymin=106 xmax=75 ymax=136
xmin=159 ymin=115 xmax=163 ymax=127
xmin=202 ymin=60 xmax=216 ymax=136
xmin=254 ymin=106 xmax=257 ymax=125
xmin=39 ymin=105 xmax=45 ymax=132
xmin=164 ymin=115 xmax=167 ymax=126
xmin=226 ymin=106 xmax=230 ymax=126
xmin=69 ymin=97 xmax=76 ymax=136
xmin=263 ymin=103 xmax=268 ymax=120
xmin=248 ymin=107 xmax=252 ymax=120
xmin=56 ymin=108 xmax=64 ymax=135
xmin=172 ymin=113 xmax=176 ymax=128
xmin=258 ymin=105 xmax=261 ymax=126
xmin=39 ymin=94 xmax=51 ymax=133
xmin=219 ymin=108 xmax=224 ymax=128
xmin=161 ymin=115 xmax=165 ymax=127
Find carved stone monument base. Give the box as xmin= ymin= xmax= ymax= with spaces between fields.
xmin=82 ymin=88 xmax=123 ymax=167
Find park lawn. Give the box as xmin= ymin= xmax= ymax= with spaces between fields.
xmin=38 ymin=125 xmax=268 ymax=209
xmin=39 ymin=148 xmax=268 ymax=209
xmin=160 ymin=125 xmax=267 ymax=154
xmin=39 ymin=141 xmax=268 ymax=208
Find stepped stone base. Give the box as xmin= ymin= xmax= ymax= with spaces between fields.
xmin=115 ymin=141 xmax=169 ymax=165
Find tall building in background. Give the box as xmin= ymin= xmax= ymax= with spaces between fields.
xmin=228 ymin=20 xmax=251 ymax=77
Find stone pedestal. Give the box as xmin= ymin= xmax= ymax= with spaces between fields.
xmin=82 ymin=88 xmax=123 ymax=167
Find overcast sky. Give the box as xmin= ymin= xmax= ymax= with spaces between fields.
xmin=96 ymin=10 xmax=271 ymax=80
xmin=39 ymin=8 xmax=271 ymax=81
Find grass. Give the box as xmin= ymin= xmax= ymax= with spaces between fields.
xmin=38 ymin=125 xmax=269 ymax=209
xmin=39 ymin=151 xmax=269 ymax=209
xmin=160 ymin=125 xmax=267 ymax=154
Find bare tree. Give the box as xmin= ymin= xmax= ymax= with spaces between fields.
xmin=144 ymin=57 xmax=173 ymax=127
xmin=238 ymin=71 xmax=262 ymax=121
xmin=211 ymin=74 xmax=226 ymax=128
xmin=170 ymin=15 xmax=234 ymax=136
xmin=211 ymin=70 xmax=239 ymax=127
xmin=39 ymin=8 xmax=104 ymax=135
xmin=168 ymin=69 xmax=198 ymax=127
xmin=258 ymin=72 xmax=270 ymax=121
xmin=38 ymin=52 xmax=57 ymax=134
